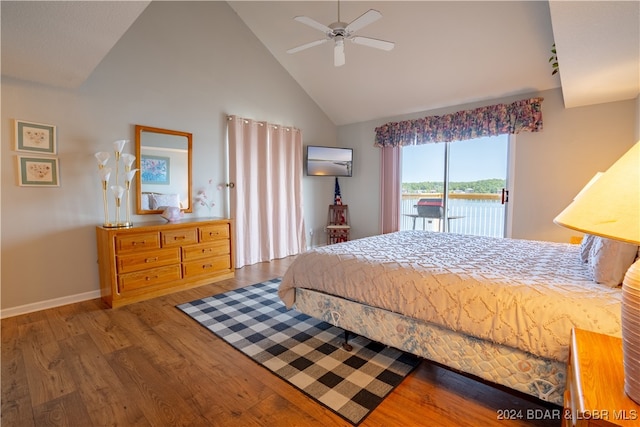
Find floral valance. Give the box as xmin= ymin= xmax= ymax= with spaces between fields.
xmin=374 ymin=97 xmax=544 ymax=147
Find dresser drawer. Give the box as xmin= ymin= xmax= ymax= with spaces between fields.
xmin=182 ymin=241 xmax=230 ymax=262
xmin=116 ymin=248 xmax=180 ymax=274
xmin=199 ymin=224 xmax=230 ymax=242
xmin=161 ymin=228 xmax=198 ymax=247
xmin=115 ymin=232 xmax=160 ymax=253
xmin=118 ymin=265 xmax=182 ymax=292
xmin=183 ymin=255 xmax=231 ymax=278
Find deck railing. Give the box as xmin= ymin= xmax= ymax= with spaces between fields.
xmin=400 ymin=193 xmax=505 ymax=238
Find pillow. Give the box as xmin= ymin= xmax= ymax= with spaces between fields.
xmin=140 ymin=193 xmax=151 ymax=210
xmin=580 ymin=234 xmax=597 ymax=263
xmin=149 ymin=193 xmax=180 ymax=210
xmin=587 ymin=236 xmax=639 ymax=287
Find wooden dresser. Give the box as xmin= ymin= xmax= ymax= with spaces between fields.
xmin=564 ymin=328 xmax=639 ymax=427
xmin=96 ymin=218 xmax=234 ymax=308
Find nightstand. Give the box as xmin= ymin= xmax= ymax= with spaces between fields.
xmin=564 ymin=328 xmax=640 ymax=427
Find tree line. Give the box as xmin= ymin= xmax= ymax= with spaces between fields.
xmin=402 ymin=178 xmax=506 ymax=194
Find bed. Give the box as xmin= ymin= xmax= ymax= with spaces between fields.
xmin=278 ymin=231 xmax=628 ymax=405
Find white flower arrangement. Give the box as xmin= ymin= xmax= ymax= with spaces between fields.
xmin=195 ymin=179 xmax=222 ymax=216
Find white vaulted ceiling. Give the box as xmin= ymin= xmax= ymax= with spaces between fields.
xmin=2 ymin=1 xmax=638 ymax=126
xmin=1 ymin=1 xmax=151 ymax=89
xmin=548 ymin=0 xmax=640 ymax=109
xmin=229 ymin=0 xmax=560 ymax=125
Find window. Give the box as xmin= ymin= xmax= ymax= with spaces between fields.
xmin=401 ymin=135 xmax=508 ymax=237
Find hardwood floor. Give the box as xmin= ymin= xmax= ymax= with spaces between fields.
xmin=2 ymin=257 xmax=561 ymax=426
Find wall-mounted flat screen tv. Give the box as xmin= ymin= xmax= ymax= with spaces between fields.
xmin=306 ymin=145 xmax=353 ymax=177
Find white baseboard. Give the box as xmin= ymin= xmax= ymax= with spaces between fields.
xmin=1 ymin=290 xmax=102 ymax=319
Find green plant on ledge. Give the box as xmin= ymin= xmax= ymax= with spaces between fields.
xmin=549 ymin=43 xmax=559 ymax=75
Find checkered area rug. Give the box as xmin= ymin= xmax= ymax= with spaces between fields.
xmin=177 ymin=278 xmax=421 ymax=425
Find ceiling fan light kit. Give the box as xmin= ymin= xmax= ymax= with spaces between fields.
xmin=287 ymin=2 xmax=395 ymax=67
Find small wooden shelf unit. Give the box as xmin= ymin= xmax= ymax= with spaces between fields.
xmin=96 ymin=218 xmax=234 ymax=308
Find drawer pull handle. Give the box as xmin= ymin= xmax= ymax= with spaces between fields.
xmin=203 ymin=264 xmax=212 ymax=269
xmin=132 ymin=240 xmax=146 ymax=246
xmin=174 ymin=236 xmax=186 ymax=240
xmin=209 ymin=232 xmax=219 ymax=236
xmin=145 ymin=257 xmax=158 ymax=263
xmin=145 ymin=275 xmax=159 ymax=281
xmin=201 ymin=248 xmax=212 ymax=253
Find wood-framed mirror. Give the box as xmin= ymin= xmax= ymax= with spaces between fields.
xmin=135 ymin=125 xmax=192 ymax=214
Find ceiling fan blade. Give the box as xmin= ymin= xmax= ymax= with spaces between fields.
xmin=287 ymin=38 xmax=328 ymax=54
xmin=334 ymin=38 xmax=345 ymax=67
xmin=345 ymin=9 xmax=382 ymax=33
xmin=351 ymin=36 xmax=395 ymax=51
xmin=294 ymin=15 xmax=332 ymax=34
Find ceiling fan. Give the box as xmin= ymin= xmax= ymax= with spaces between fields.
xmin=286 ymin=1 xmax=395 ymax=67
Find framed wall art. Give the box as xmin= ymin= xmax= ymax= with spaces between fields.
xmin=141 ymin=155 xmax=170 ymax=185
xmin=17 ymin=156 xmax=60 ymax=187
xmin=14 ymin=119 xmax=57 ymax=154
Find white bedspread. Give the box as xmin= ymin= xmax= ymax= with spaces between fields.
xmin=279 ymin=231 xmax=622 ymax=361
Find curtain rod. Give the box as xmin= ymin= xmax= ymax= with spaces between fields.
xmin=226 ymin=115 xmax=300 ymax=132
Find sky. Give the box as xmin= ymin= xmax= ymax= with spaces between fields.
xmin=401 ymin=135 xmax=508 ymax=183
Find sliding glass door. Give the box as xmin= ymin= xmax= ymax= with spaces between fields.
xmin=401 ymin=135 xmax=509 ymax=237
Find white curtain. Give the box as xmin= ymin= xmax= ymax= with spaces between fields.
xmin=227 ymin=116 xmax=306 ymax=268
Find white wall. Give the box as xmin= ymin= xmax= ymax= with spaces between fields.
xmin=511 ymin=90 xmax=637 ymax=242
xmin=1 ymin=2 xmax=336 ymax=313
xmin=337 ymin=88 xmax=638 ymax=242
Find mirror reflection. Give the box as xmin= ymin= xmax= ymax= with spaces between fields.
xmin=135 ymin=125 xmax=192 ymax=214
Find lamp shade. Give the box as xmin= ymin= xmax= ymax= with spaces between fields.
xmin=555 ymin=141 xmax=640 ymax=405
xmin=95 ymin=152 xmax=110 ymax=167
xmin=553 ymin=141 xmax=640 ymax=245
xmin=113 ymin=139 xmax=127 ymax=154
xmin=121 ymin=153 xmax=136 ymax=169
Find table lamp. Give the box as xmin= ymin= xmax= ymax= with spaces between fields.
xmin=554 ymin=141 xmax=640 ymax=404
